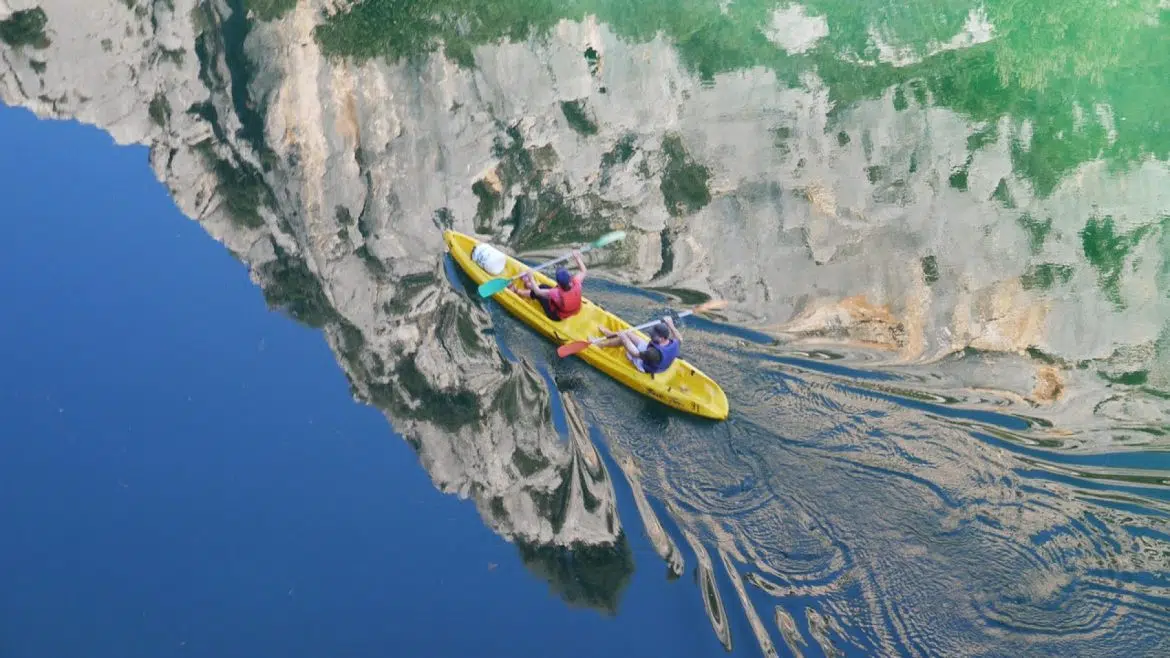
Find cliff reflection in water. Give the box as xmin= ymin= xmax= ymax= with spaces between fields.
xmin=5 ymin=0 xmax=1165 ymax=438
xmin=3 ymin=0 xmax=1170 ymax=653
xmin=258 ymin=238 xmax=635 ymax=611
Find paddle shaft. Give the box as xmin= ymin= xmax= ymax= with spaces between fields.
xmin=511 ymin=244 xmax=593 ymax=282
xmin=596 ymin=310 xmax=692 ymax=345
xmin=557 ymin=299 xmax=725 ymax=358
xmin=556 ymin=311 xmax=690 ymax=358
xmin=478 ymin=230 xmax=625 ymax=297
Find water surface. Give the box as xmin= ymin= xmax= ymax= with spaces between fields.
xmin=2 ymin=1 xmax=1170 ymax=656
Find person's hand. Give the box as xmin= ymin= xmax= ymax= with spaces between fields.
xmin=521 ymin=271 xmax=535 ymax=287
xmin=664 ymin=315 xmax=675 ymax=328
xmin=571 ymin=249 xmax=582 ymax=259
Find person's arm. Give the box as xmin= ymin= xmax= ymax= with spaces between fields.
xmin=664 ymin=315 xmax=682 ymax=342
xmin=522 ymin=272 xmax=552 ymax=299
xmin=572 ymin=250 xmax=588 ymax=282
xmin=509 ymin=280 xmax=531 ymax=298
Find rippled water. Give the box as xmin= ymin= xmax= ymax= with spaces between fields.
xmin=512 ymin=280 xmax=1170 ymax=656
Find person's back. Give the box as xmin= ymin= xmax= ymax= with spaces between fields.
xmin=545 ymin=268 xmax=583 ymax=319
xmin=640 ymin=325 xmax=680 ymax=375
xmin=512 ymin=250 xmax=588 ymax=321
xmin=597 ymin=317 xmax=682 ymax=376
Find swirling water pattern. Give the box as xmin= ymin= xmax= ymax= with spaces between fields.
xmin=546 ymin=283 xmax=1170 ymax=657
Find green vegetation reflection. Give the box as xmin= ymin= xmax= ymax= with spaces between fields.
xmin=310 ymin=0 xmax=1169 ymax=198
xmin=0 ymin=7 xmax=50 ymax=49
xmin=517 ymin=535 xmax=634 ymax=615
xmin=240 ymin=0 xmax=297 ymax=21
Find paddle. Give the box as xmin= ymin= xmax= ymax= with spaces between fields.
xmin=476 ymin=231 xmax=627 ymax=298
xmin=556 ymin=299 xmax=728 ymax=358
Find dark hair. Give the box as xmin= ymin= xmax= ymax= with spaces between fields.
xmin=640 ymin=345 xmax=663 ymax=367
xmin=650 ymin=324 xmax=670 ymax=340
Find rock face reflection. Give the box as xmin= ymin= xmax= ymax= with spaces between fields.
xmin=256 ymin=241 xmax=637 ymax=609
xmin=4 ymin=0 xmax=1166 ymax=429
xmin=3 ymin=0 xmax=1170 ymax=643
xmin=0 ymin=0 xmax=634 ymax=613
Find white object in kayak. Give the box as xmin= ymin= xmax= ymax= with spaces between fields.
xmin=471 ymin=243 xmax=507 ymax=275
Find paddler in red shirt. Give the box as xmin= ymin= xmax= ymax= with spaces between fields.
xmin=510 ymin=249 xmax=587 ymax=321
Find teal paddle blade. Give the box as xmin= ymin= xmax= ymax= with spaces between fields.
xmin=590 ymin=230 xmax=626 ymax=249
xmin=477 ymin=277 xmax=511 ymax=298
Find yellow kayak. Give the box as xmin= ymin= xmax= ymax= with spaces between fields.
xmin=444 ymin=230 xmax=729 ymax=421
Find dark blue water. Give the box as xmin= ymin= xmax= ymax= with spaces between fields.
xmin=0 ymin=105 xmax=751 ymax=658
